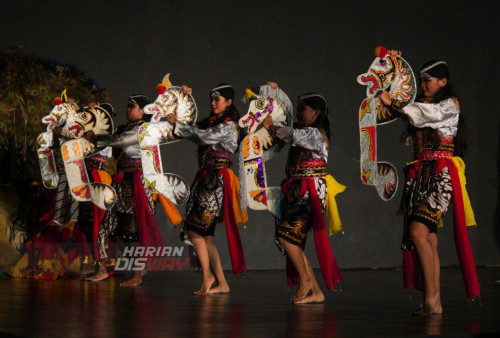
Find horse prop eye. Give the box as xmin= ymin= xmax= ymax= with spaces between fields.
xmin=256 ymin=99 xmax=265 ymax=110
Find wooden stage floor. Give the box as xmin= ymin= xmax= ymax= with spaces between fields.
xmin=0 ymin=267 xmax=499 ymax=337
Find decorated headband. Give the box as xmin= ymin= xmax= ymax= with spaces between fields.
xmin=210 ymin=84 xmax=234 ymax=100
xmin=128 ymin=94 xmax=151 ymax=109
xmin=297 ymin=93 xmax=328 ymax=113
xmin=419 ymin=60 xmax=448 ymax=76
xmin=298 ymin=93 xmax=327 ymax=104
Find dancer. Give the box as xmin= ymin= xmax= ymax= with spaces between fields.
xmin=262 ymin=86 xmax=345 ymax=304
xmin=379 ymin=51 xmax=478 ymax=315
xmin=90 ymin=94 xmax=172 ymax=286
xmin=166 ymin=83 xmax=248 ymax=295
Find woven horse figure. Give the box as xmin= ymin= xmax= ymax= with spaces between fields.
xmin=238 ymin=84 xmax=293 ymax=216
xmin=36 ymin=95 xmax=79 ymax=189
xmin=357 ymin=46 xmax=416 ymax=201
xmin=137 ymin=74 xmax=196 ymax=205
xmin=60 ymin=103 xmax=116 ymax=210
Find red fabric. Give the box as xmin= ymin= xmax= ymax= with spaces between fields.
xmin=446 ymin=158 xmax=480 ymax=299
xmin=133 ymin=170 xmax=164 ymax=249
xmin=90 ymin=169 xmax=107 ymax=262
xmin=306 ymin=179 xmax=342 ymax=290
xmin=220 ymin=168 xmax=246 ymax=275
xmin=402 ymin=250 xmax=424 ymax=292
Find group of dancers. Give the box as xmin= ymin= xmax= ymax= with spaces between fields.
xmin=24 ymin=49 xmax=477 ymax=311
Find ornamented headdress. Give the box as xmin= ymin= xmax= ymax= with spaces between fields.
xmin=419 ymin=60 xmax=449 ymax=79
xmin=210 ymin=83 xmax=234 ymax=101
xmin=128 ymin=94 xmax=151 ymax=109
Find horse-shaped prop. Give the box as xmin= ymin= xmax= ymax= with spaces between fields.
xmin=238 ymin=84 xmax=293 ymax=216
xmin=357 ymin=46 xmax=416 ymax=201
xmin=36 ymin=92 xmax=79 ymax=189
xmin=137 ymin=74 xmax=196 ymax=205
xmin=60 ymin=103 xmax=116 ymax=210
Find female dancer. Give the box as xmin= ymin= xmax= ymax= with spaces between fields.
xmin=166 ymin=83 xmax=248 ymax=295
xmin=380 ymin=51 xmax=477 ymax=315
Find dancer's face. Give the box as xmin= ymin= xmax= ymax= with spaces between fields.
xmin=297 ymin=105 xmax=319 ymax=126
xmin=211 ymin=95 xmax=232 ymax=115
xmin=126 ymin=102 xmax=144 ymax=121
xmin=420 ymin=75 xmax=447 ymax=100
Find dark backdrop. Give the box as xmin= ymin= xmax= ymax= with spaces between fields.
xmin=1 ymin=0 xmax=498 ymax=270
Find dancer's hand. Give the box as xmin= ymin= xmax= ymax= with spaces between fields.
xmin=181 ymin=85 xmax=192 ymax=94
xmin=263 ymin=116 xmax=274 ymax=130
xmin=166 ymin=113 xmax=177 ymax=125
xmin=378 ymin=90 xmax=392 ymax=106
xmin=267 ymin=81 xmax=278 ymax=89
xmin=388 ymin=49 xmax=402 ymax=57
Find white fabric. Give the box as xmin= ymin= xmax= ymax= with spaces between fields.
xmin=174 ymin=120 xmax=239 ymax=153
xmin=401 ymin=98 xmax=459 ymax=137
xmin=110 ymin=125 xmax=141 ymax=158
xmin=277 ymin=126 xmax=328 ymax=162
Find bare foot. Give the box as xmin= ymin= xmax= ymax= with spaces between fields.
xmin=206 ymin=282 xmax=230 ymax=294
xmin=294 ymin=290 xmax=325 ymax=304
xmin=413 ymin=300 xmax=443 ymax=316
xmin=120 ymin=270 xmax=146 ymax=287
xmin=85 ymin=264 xmax=108 ymax=282
xmin=193 ymin=274 xmax=216 ymax=295
xmin=291 ymin=280 xmax=313 ymax=302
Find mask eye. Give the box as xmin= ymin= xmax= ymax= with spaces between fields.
xmin=256 ymin=99 xmax=265 ymax=109
xmin=379 ymin=59 xmax=386 ymax=66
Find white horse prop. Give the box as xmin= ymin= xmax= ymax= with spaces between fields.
xmin=137 ymin=74 xmax=196 ymax=205
xmin=60 ymin=103 xmax=116 ymax=210
xmin=357 ymin=46 xmax=416 ymax=201
xmin=238 ymin=85 xmax=293 ymax=216
xmin=36 ymin=92 xmax=79 ymax=189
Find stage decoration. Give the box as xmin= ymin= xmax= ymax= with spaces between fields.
xmin=238 ymin=84 xmax=293 ymax=216
xmin=138 ymin=74 xmax=196 ymax=205
xmin=357 ymin=46 xmax=416 ymax=201
xmin=0 ymin=47 xmax=111 ymax=272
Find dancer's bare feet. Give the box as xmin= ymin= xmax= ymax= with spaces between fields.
xmin=294 ymin=290 xmax=325 ymax=304
xmin=85 ymin=263 xmax=108 ymax=282
xmin=413 ymin=296 xmax=443 ymax=316
xmin=206 ymin=282 xmax=230 ymax=294
xmin=193 ymin=274 xmax=216 ymax=295
xmin=120 ymin=270 xmax=146 ymax=287
xmin=291 ymin=280 xmax=313 ymax=302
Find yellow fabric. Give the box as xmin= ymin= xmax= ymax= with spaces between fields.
xmin=450 ymin=157 xmax=477 ymax=227
xmin=226 ymin=169 xmax=249 ymax=225
xmin=153 ymin=194 xmax=183 ymax=225
xmin=96 ymin=170 xmax=112 ymax=185
xmin=324 ymin=174 xmax=346 ymax=235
